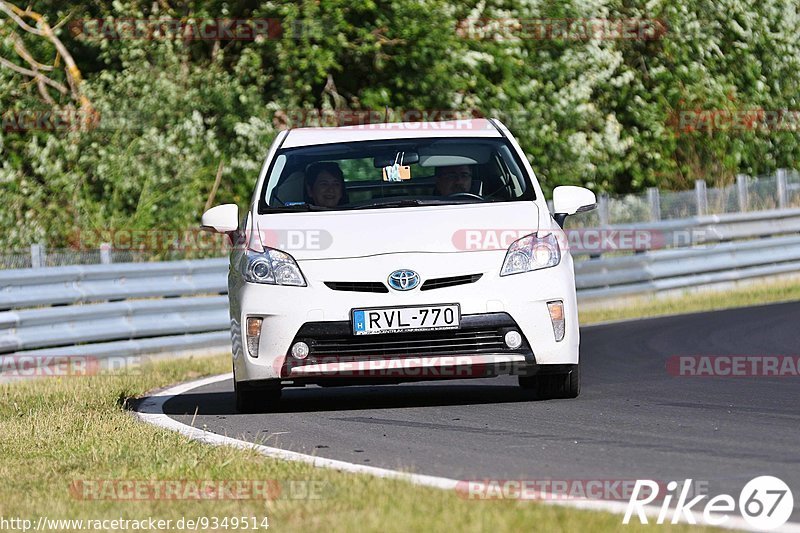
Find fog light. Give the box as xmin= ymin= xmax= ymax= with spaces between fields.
xmin=246 ymin=317 xmax=263 ymax=358
xmin=504 ymin=330 xmax=523 ymax=349
xmin=547 ymin=301 xmax=565 ymax=342
xmin=291 ymin=341 xmax=310 ymax=360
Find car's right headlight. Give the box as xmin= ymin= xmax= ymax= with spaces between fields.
xmin=500 ymin=232 xmax=561 ymax=276
xmin=241 ymin=248 xmax=306 ymax=286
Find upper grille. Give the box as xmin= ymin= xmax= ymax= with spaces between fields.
xmin=324 ymin=274 xmax=481 ymax=293
xmin=324 ymin=281 xmax=388 ymax=293
xmin=420 ymin=274 xmax=482 ymax=291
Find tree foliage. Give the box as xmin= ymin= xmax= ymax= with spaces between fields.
xmin=1 ymin=0 xmax=798 ymax=249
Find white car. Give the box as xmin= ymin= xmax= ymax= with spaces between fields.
xmin=202 ymin=119 xmax=596 ymax=412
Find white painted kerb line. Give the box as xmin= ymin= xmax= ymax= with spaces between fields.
xmin=135 ymin=373 xmax=800 ymax=533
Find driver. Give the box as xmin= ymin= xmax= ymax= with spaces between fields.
xmin=305 ymin=162 xmax=346 ymax=208
xmin=434 ymin=164 xmax=474 ymax=196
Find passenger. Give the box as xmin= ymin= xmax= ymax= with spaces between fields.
xmin=305 ymin=162 xmax=346 ymax=208
xmin=434 ymin=164 xmax=474 ymax=196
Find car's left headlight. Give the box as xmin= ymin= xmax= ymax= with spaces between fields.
xmin=500 ymin=232 xmax=561 ymax=276
xmin=242 ymin=248 xmax=306 ymax=286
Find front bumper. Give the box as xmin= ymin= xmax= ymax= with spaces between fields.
xmin=280 ymin=312 xmax=533 ymax=384
xmin=230 ymin=252 xmax=580 ymax=384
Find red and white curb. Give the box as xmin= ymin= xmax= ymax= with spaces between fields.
xmin=135 ymin=373 xmax=800 ymax=532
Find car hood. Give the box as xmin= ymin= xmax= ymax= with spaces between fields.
xmin=248 ymin=202 xmax=543 ymax=261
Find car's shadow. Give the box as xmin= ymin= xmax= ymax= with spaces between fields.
xmin=160 ymin=380 xmax=554 ymax=416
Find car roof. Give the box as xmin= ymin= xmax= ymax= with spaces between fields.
xmin=281 ymin=118 xmax=502 ymax=148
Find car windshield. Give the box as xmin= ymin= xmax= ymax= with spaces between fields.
xmin=259 ymin=138 xmax=535 ymax=213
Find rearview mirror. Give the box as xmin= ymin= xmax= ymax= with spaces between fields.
xmin=374 ymin=151 xmax=420 ymax=168
xmin=201 ymin=204 xmax=239 ymax=234
xmin=552 ymin=186 xmax=597 ymax=227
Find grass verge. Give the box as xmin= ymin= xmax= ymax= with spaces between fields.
xmin=579 ymin=277 xmax=800 ymax=325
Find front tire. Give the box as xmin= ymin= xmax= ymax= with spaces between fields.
xmin=234 ymin=372 xmax=281 ymax=413
xmin=519 ymin=364 xmax=580 ymax=400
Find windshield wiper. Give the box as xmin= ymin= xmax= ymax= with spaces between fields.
xmin=350 ymin=199 xmax=460 ymax=210
xmin=266 ymin=199 xmax=474 ymax=212
xmin=264 ymin=203 xmax=329 ymax=212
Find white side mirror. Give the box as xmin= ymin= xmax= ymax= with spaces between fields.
xmin=553 ymin=186 xmax=597 ymax=216
xmin=201 ymin=204 xmax=239 ymax=234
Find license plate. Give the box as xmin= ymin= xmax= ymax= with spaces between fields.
xmin=352 ymin=304 xmax=460 ymax=335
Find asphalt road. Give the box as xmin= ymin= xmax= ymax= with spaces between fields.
xmin=162 ymin=301 xmax=800 ymax=521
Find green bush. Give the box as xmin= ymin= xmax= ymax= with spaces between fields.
xmin=1 ymin=0 xmax=798 ymax=251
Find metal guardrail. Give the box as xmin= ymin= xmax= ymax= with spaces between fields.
xmin=0 ymin=259 xmax=227 ymax=309
xmin=0 ymin=259 xmax=231 ymax=359
xmin=1 ymin=208 xmax=799 ymax=362
xmin=575 ymin=235 xmax=800 ymax=300
xmin=570 ymin=207 xmax=800 ymax=254
xmin=572 ymin=208 xmax=800 ymax=299
xmin=0 ymin=296 xmax=229 ymax=353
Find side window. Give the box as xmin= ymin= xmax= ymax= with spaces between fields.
xmin=264 ymin=155 xmax=288 ymax=204
xmin=498 ymin=146 xmax=526 ymax=197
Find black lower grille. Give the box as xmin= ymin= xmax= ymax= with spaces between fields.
xmin=420 ymin=274 xmax=482 ymax=291
xmin=324 ymin=281 xmax=388 ymax=293
xmin=289 ymin=313 xmax=531 ymax=361
xmin=312 ymin=329 xmax=506 ymax=357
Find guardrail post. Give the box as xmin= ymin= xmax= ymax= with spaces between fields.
xmin=598 ymin=193 xmax=609 ymax=226
xmin=100 ymin=243 xmax=112 ymax=265
xmin=647 ymin=187 xmax=661 ymax=221
xmin=777 ymin=169 xmax=788 ymax=209
xmin=695 ymin=180 xmax=708 ymax=216
xmin=737 ymin=174 xmax=749 ymax=212
xmin=30 ymin=243 xmax=45 ymax=268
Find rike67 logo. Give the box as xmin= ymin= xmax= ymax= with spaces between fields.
xmin=624 ymin=476 xmax=794 ymax=530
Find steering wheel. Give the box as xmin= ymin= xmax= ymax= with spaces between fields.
xmin=447 ymin=192 xmax=484 ymax=200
